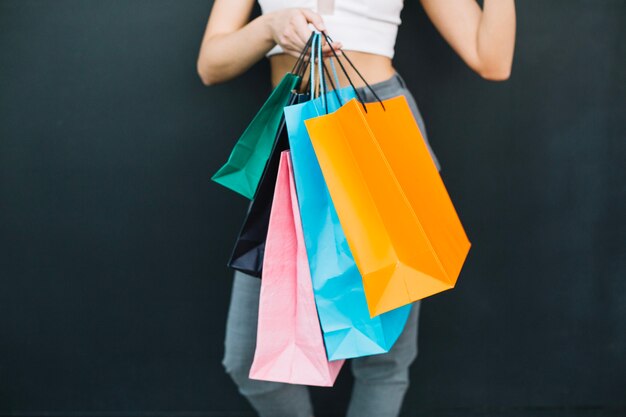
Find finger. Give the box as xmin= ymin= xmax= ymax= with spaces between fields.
xmin=286 ymin=50 xmax=303 ymax=59
xmin=319 ymin=36 xmax=341 ymax=49
xmin=300 ymin=8 xmax=326 ymax=32
xmin=322 ymin=50 xmax=340 ymax=58
xmin=280 ymin=25 xmax=306 ymax=52
xmin=291 ymin=13 xmax=314 ymax=46
xmin=282 ymin=44 xmax=303 ymax=57
xmin=283 ymin=43 xmax=309 ymax=59
xmin=322 ymin=41 xmax=343 ymax=51
xmin=322 ymin=50 xmax=341 ymax=58
xmin=322 ymin=42 xmax=343 ymax=56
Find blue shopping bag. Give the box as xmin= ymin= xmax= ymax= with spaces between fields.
xmin=284 ymin=34 xmax=411 ymax=360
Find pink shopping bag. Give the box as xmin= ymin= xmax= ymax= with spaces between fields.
xmin=249 ymin=151 xmax=344 ymax=386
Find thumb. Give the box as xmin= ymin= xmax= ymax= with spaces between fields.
xmin=300 ymin=9 xmax=326 ymax=32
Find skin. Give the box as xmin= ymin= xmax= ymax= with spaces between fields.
xmin=198 ymin=3 xmax=515 ymax=417
xmin=197 ymin=0 xmax=516 ymax=88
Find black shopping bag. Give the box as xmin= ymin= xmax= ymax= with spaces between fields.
xmin=227 ymin=93 xmax=309 ymax=277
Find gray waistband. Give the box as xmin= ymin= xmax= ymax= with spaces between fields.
xmin=355 ymin=72 xmax=408 ymax=101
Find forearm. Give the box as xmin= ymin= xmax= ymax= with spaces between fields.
xmin=197 ymin=14 xmax=275 ymax=86
xmin=421 ymin=0 xmax=516 ymax=81
xmin=476 ymin=0 xmax=516 ymax=80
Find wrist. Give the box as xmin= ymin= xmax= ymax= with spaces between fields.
xmin=255 ymin=13 xmax=278 ymax=46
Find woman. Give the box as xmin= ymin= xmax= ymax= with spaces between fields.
xmin=197 ymin=1 xmax=515 ymax=417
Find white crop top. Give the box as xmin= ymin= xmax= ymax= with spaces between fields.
xmin=258 ymin=0 xmax=404 ymax=59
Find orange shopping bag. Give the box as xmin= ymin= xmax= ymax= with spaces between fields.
xmin=305 ymin=96 xmax=471 ymax=317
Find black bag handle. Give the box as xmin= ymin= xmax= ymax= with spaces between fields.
xmin=321 ymin=31 xmax=386 ymax=113
xmin=291 ymin=33 xmax=316 ymax=77
xmin=293 ymin=33 xmax=344 ymax=114
xmin=316 ymin=34 xmax=330 ymax=114
xmin=304 ymin=57 xmax=344 ymax=114
xmin=300 ymin=33 xmax=318 ymax=97
xmin=299 ymin=32 xmax=333 ymax=114
xmin=321 ymin=59 xmax=342 ymax=110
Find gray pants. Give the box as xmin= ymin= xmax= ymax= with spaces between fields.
xmin=222 ymin=73 xmax=441 ymax=417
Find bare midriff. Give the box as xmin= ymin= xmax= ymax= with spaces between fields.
xmin=269 ymin=51 xmax=396 ymax=89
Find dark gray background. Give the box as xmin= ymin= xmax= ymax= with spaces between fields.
xmin=1 ymin=1 xmax=625 ymax=416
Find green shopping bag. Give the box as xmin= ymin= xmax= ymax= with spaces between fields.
xmin=211 ymin=35 xmax=316 ymax=199
xmin=211 ymin=73 xmax=300 ymax=199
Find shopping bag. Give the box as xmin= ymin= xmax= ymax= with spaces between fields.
xmin=249 ymin=151 xmax=344 ymax=386
xmin=284 ymin=34 xmax=411 ymax=360
xmin=211 ymin=73 xmax=300 ymax=199
xmin=210 ymin=34 xmax=316 ymax=199
xmin=227 ymin=93 xmax=309 ymax=277
xmin=224 ymin=32 xmax=321 ymax=277
xmin=305 ymin=96 xmax=471 ymax=317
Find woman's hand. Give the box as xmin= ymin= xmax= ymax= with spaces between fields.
xmin=197 ymin=0 xmax=343 ymax=86
xmin=266 ymin=8 xmax=342 ymax=58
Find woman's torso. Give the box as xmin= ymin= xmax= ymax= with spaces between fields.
xmin=259 ymin=0 xmax=404 ymax=87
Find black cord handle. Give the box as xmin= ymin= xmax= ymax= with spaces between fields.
xmin=291 ymin=33 xmax=316 ymax=77
xmin=300 ymin=32 xmax=319 ymax=97
xmin=321 ymin=59 xmax=342 ymax=110
xmin=316 ymin=34 xmax=330 ymax=114
xmin=304 ymin=57 xmax=343 ymax=115
xmin=320 ymin=31 xmax=386 ymax=113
